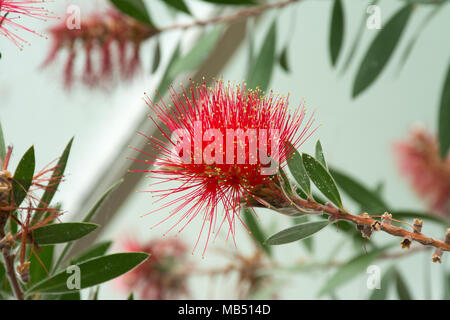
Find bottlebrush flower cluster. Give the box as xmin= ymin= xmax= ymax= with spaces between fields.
xmin=42 ymin=9 xmax=158 ymax=89
xmin=0 ymin=0 xmax=52 ymax=48
xmin=130 ymin=80 xmax=316 ymax=256
xmin=395 ymin=127 xmax=450 ymax=216
xmin=118 ymin=238 xmax=189 ymax=300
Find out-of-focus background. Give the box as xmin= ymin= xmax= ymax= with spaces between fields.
xmin=1 ymin=0 xmax=449 ymax=299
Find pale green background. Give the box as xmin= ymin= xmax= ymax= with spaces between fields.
xmin=0 ymin=0 xmax=448 ymax=299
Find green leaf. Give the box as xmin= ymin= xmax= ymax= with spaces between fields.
xmin=58 ymin=291 xmax=81 ymax=300
xmin=369 ymin=265 xmax=394 ymax=300
xmin=168 ymin=26 xmax=223 ymax=78
xmin=329 ymin=0 xmax=345 ymax=66
xmin=319 ymin=245 xmax=391 ymax=297
xmin=293 ymin=216 xmax=313 ymax=253
xmin=71 ymin=241 xmax=112 ymax=265
xmin=52 ymin=180 xmax=123 ymax=272
xmin=330 ymin=167 xmax=389 ymax=213
xmin=287 ymin=143 xmax=310 ymax=196
xmin=161 ymin=0 xmax=191 ymax=15
xmin=397 ymin=4 xmax=442 ymax=73
xmin=315 ymin=140 xmax=327 ymax=168
xmin=247 ymin=20 xmax=277 ymax=92
xmin=128 ymin=292 xmax=135 ymax=300
xmin=32 ymin=223 xmax=99 ymax=245
xmin=265 ymin=220 xmax=330 ymax=245
xmin=243 ymin=208 xmax=271 ymax=256
xmin=340 ymin=0 xmax=379 ymax=74
xmin=12 ymin=146 xmax=35 ymax=207
xmin=279 ymin=46 xmax=290 ymax=73
xmin=200 ymin=0 xmax=256 ymax=4
xmin=110 ymin=0 xmax=154 ymax=26
xmin=30 ymin=245 xmax=54 ymax=285
xmin=28 ymin=253 xmax=150 ymax=294
xmin=39 ymin=138 xmax=73 ymax=209
xmin=439 ymin=59 xmax=450 ymax=158
xmin=151 ymin=38 xmax=161 ymax=74
xmin=0 ymin=120 xmax=6 ymax=162
xmin=302 ymin=153 xmax=343 ymax=209
xmin=352 ymin=4 xmax=413 ymax=97
xmin=394 ymin=268 xmax=413 ymax=300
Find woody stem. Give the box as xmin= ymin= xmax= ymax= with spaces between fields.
xmin=0 ymin=211 xmax=24 ymax=300
xmin=159 ymin=0 xmax=301 ymax=32
xmin=291 ymin=196 xmax=450 ymax=252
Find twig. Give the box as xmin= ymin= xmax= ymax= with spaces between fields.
xmin=159 ymin=0 xmax=301 ymax=32
xmin=291 ymin=195 xmax=450 ymax=253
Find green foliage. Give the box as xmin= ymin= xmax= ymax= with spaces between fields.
xmin=439 ymin=60 xmax=450 ymax=158
xmin=109 ymin=0 xmax=154 ymax=26
xmin=12 ymin=146 xmax=35 ymax=207
xmin=369 ymin=266 xmax=395 ymax=300
xmin=151 ymin=38 xmax=161 ymax=74
xmin=32 ymin=223 xmax=99 ymax=245
xmin=394 ymin=268 xmax=413 ymax=300
xmin=329 ymin=0 xmax=345 ymax=66
xmin=319 ymin=245 xmax=392 ymax=297
xmin=330 ymin=167 xmax=389 ymax=213
xmin=0 ymin=120 xmax=6 ymax=161
xmin=247 ymin=20 xmax=277 ymax=92
xmin=160 ymin=0 xmax=191 ymax=15
xmin=287 ymin=143 xmax=311 ymax=196
xmin=29 ymin=246 xmax=54 ymax=285
xmin=243 ymin=208 xmax=272 ymax=256
xmin=39 ymin=138 xmax=73 ymax=209
xmin=265 ymin=220 xmax=330 ymax=245
xmin=279 ymin=46 xmax=290 ymax=73
xmin=71 ymin=241 xmax=112 ymax=265
xmin=352 ymin=4 xmax=413 ymax=97
xmin=302 ymin=153 xmax=343 ymax=209
xmin=27 ymin=253 xmax=150 ymax=294
xmin=314 ymin=140 xmax=327 ymax=168
xmin=169 ymin=26 xmax=223 ymax=78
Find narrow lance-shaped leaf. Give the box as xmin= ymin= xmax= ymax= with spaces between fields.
xmin=340 ymin=0 xmax=379 ymax=74
xmin=168 ymin=26 xmax=223 ymax=78
xmin=52 ymin=179 xmax=123 ymax=273
xmin=109 ymin=0 xmax=154 ymax=26
xmin=315 ymin=140 xmax=327 ymax=168
xmin=329 ymin=0 xmax=345 ymax=66
xmin=27 ymin=253 xmax=150 ymax=294
xmin=0 ymin=120 xmax=6 ymax=161
xmin=243 ymin=208 xmax=271 ymax=256
xmin=265 ymin=220 xmax=330 ymax=245
xmin=32 ymin=223 xmax=99 ymax=245
xmin=161 ymin=0 xmax=191 ymax=15
xmin=12 ymin=146 xmax=35 ymax=207
xmin=279 ymin=46 xmax=290 ymax=73
xmin=29 ymin=245 xmax=54 ymax=285
xmin=71 ymin=241 xmax=112 ymax=265
xmin=151 ymin=38 xmax=161 ymax=74
xmin=287 ymin=143 xmax=310 ymax=196
xmin=352 ymin=4 xmax=413 ymax=98
xmin=302 ymin=153 xmax=343 ymax=209
xmin=319 ymin=244 xmax=392 ymax=297
xmin=439 ymin=59 xmax=450 ymax=159
xmin=154 ymin=41 xmax=182 ymax=101
xmin=39 ymin=137 xmax=73 ymax=209
xmin=369 ymin=265 xmax=395 ymax=300
xmin=247 ymin=20 xmax=277 ymax=92
xmin=330 ymin=167 xmax=389 ymax=213
xmin=394 ymin=268 xmax=413 ymax=300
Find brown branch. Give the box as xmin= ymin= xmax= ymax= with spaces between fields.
xmin=0 ymin=211 xmax=24 ymax=300
xmin=291 ymin=195 xmax=450 ymax=254
xmin=159 ymin=0 xmax=301 ymax=32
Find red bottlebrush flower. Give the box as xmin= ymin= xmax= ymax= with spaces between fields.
xmin=117 ymin=237 xmax=190 ymax=300
xmin=394 ymin=127 xmax=450 ymax=216
xmin=42 ymin=9 xmax=159 ymax=89
xmin=129 ymin=80 xmax=317 ymax=256
xmin=0 ymin=0 xmax=53 ymax=49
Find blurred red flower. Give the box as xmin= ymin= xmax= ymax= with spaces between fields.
xmin=395 ymin=127 xmax=450 ymax=216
